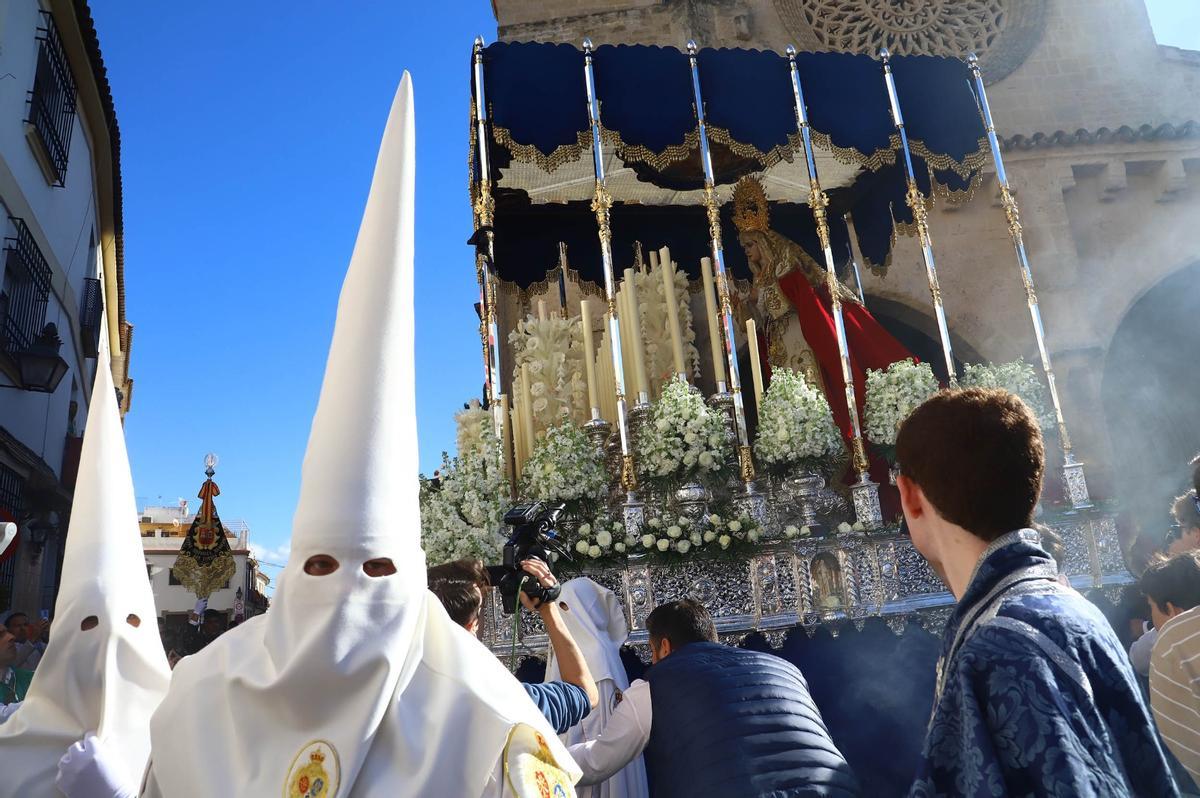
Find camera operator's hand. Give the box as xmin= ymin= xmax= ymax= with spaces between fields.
xmin=518 ymin=558 xmax=558 ymax=611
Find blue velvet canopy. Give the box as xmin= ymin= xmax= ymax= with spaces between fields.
xmin=471 ymin=41 xmax=987 ymax=287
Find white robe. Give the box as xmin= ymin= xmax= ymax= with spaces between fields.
xmin=546 ymin=579 xmax=649 ymax=798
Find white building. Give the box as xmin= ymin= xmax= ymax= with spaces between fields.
xmin=0 ymin=0 xmax=132 ymax=616
xmin=138 ymin=503 xmax=270 ymax=635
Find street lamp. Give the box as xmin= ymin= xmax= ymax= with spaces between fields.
xmin=16 ymin=324 xmax=69 ymax=393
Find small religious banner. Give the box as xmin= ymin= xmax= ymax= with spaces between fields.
xmin=171 ymin=455 xmax=236 ymax=599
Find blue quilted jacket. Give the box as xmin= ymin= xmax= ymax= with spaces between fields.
xmin=645 ymin=642 xmax=860 ymax=797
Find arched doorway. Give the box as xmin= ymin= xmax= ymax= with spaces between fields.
xmin=866 ymin=296 xmax=982 ymax=383
xmin=1102 ymin=260 xmax=1200 ymax=532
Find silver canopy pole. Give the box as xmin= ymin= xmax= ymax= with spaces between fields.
xmin=582 ymin=40 xmax=644 ymax=524
xmin=787 ymin=46 xmax=882 ymax=528
xmin=472 ymin=37 xmax=507 ymax=469
xmin=880 ymin=48 xmax=958 ymax=386
xmin=686 ymin=41 xmax=758 ymax=493
xmin=968 ymin=54 xmax=1091 ymax=509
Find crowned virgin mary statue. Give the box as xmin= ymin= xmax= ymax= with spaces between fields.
xmin=732 ymin=176 xmax=912 ymax=446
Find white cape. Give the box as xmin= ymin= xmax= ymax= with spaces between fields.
xmin=0 ymin=354 xmax=170 ymax=796
xmin=143 ymin=73 xmax=578 ymax=798
xmin=547 ymin=579 xmax=649 ymax=798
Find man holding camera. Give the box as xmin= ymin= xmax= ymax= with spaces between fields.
xmin=428 ymin=556 xmax=600 ymax=734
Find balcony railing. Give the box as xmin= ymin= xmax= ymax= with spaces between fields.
xmin=25 ymin=15 xmax=76 ymax=187
xmin=1 ymin=218 xmax=52 ymax=357
xmin=79 ymin=277 xmax=102 ymax=358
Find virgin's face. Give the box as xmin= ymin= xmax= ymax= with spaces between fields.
xmin=741 ymin=236 xmax=762 ymax=268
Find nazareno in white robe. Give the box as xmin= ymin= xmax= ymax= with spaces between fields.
xmin=141 ymin=73 xmax=580 ymax=798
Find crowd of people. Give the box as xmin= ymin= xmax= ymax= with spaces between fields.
xmin=0 ymin=76 xmax=1197 ymax=797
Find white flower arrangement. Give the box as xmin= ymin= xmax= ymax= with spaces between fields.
xmin=634 ymin=266 xmax=701 ymax=397
xmin=572 ymin=516 xmax=629 ymax=560
xmin=521 ymin=422 xmax=609 ymax=515
xmin=508 ymin=312 xmax=589 ymax=434
xmin=864 ymin=359 xmax=939 ymax=452
xmin=960 ymin=360 xmax=1056 ymax=431
xmin=754 ymin=368 xmax=844 ymax=476
xmin=636 ymin=376 xmax=729 ymax=486
xmin=419 ymin=434 xmax=510 ymax=566
xmin=640 ymin=510 xmax=763 ymax=557
xmin=455 ymin=400 xmax=492 ymax=460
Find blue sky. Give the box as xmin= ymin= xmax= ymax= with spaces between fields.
xmin=89 ymin=1 xmax=1199 ymax=579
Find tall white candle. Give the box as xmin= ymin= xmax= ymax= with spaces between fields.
xmin=624 ymin=267 xmax=649 ymax=400
xmin=580 ymin=300 xmax=599 ymax=415
xmin=746 ymin=318 xmax=765 ymax=412
xmin=500 ymin=393 xmax=514 ymax=486
xmin=519 ymin=364 xmax=536 ymax=460
xmin=658 ymin=247 xmax=687 ymax=378
xmin=700 ymin=257 xmax=727 ymax=388
xmin=537 ymin=299 xmax=548 ymax=322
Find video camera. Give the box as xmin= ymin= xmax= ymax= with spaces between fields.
xmin=486 ymin=502 xmax=569 ymax=614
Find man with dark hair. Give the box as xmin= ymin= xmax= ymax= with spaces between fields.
xmin=897 ymin=388 xmax=1177 ymax=795
xmin=1169 ymin=490 xmax=1200 ymax=556
xmin=427 ymin=557 xmax=599 ymax=734
xmin=567 ymin=598 xmax=859 ymax=798
xmin=1144 ymin=551 xmax=1200 ymax=785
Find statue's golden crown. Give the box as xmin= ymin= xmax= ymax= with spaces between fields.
xmin=731 ymin=176 xmax=770 ymax=233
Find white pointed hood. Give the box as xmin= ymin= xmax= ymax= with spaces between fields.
xmin=0 ymin=353 xmax=171 ymax=796
xmin=0 ymin=522 xmax=14 ymax=557
xmin=145 ymin=74 xmax=577 ymax=798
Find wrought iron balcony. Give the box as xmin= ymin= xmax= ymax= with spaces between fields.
xmin=79 ymin=277 xmax=102 ymax=358
xmin=2 ymin=218 xmax=52 ymax=358
xmin=25 ymin=14 xmax=76 ymax=187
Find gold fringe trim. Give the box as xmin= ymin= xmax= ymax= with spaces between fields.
xmin=488 ymin=120 xmax=987 ymax=181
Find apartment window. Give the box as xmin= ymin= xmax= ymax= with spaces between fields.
xmin=79 ymin=276 xmax=102 ymax=357
xmin=25 ymin=13 xmax=77 ymax=187
xmin=0 ymin=218 xmax=52 ymax=357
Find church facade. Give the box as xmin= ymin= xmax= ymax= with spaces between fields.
xmin=488 ymin=0 xmax=1200 ymax=529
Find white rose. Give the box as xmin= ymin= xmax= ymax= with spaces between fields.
xmin=648 ymin=517 xmax=662 ymax=529
xmin=667 ymin=525 xmax=682 ymax=539
xmin=784 ymin=525 xmax=799 ymax=538
xmin=578 ymin=523 xmax=592 ymax=535
xmin=615 ymin=542 xmax=626 ymax=553
xmin=596 ymin=530 xmax=613 ymax=547
xmin=678 ymin=516 xmax=690 ymax=527
xmin=718 ymin=534 xmax=732 ymax=549
xmin=625 ymin=535 xmax=637 ymax=546
xmin=837 ymin=522 xmax=853 ymax=534
xmin=642 ymin=534 xmax=656 ymax=549
xmin=747 ymin=529 xmax=760 ymax=543
xmin=588 ymin=545 xmax=602 ymax=558
xmin=698 ymin=452 xmax=714 ymax=469
xmin=676 ymin=540 xmax=691 ymax=554
xmin=575 ymin=540 xmax=590 ymax=554
xmin=852 ymin=521 xmax=865 ymax=531
xmin=655 ymin=419 xmax=670 ymax=432
xmin=708 ymin=515 xmax=722 ymax=526
xmin=800 ymin=525 xmax=812 ymax=537
xmin=690 ymin=532 xmax=703 ymax=546
xmin=684 ymin=431 xmax=698 ymax=445
xmin=656 ymin=538 xmax=671 ymax=552
xmin=703 ymin=530 xmax=717 ymax=543
xmin=728 ymin=520 xmax=742 ymax=533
